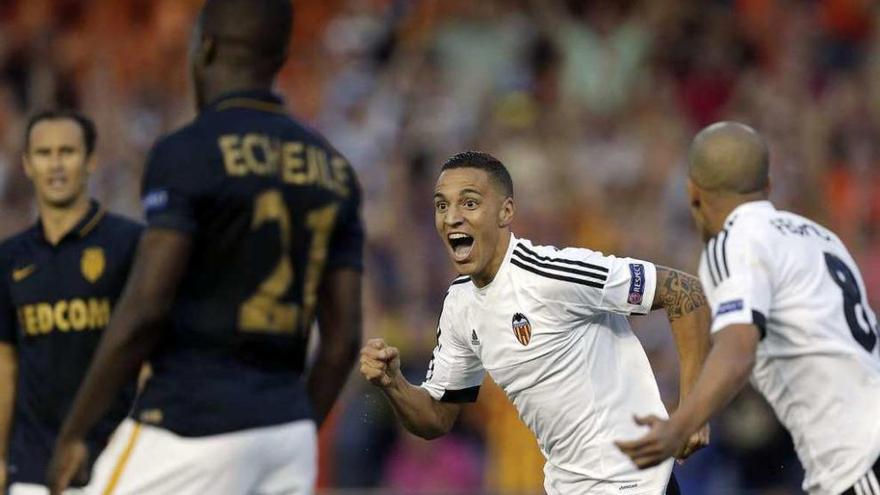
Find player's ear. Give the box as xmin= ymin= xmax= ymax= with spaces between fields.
xmin=21 ymin=153 xmax=33 ymax=180
xmin=198 ymin=36 xmax=217 ymax=67
xmin=686 ymin=179 xmax=701 ymax=210
xmin=85 ymin=151 xmax=98 ymax=175
xmin=206 ymin=36 xmax=218 ymax=65
xmin=498 ymin=197 xmax=514 ymax=227
xmin=190 ymin=22 xmax=216 ymax=70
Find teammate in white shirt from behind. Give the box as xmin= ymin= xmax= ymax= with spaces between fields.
xmin=360 ymin=152 xmax=712 ymax=494
xmin=616 ymin=122 xmax=880 ymax=495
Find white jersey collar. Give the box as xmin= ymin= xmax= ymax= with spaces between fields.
xmin=724 ymin=200 xmax=774 ymax=228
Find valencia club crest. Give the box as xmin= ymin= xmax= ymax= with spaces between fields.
xmin=512 ymin=313 xmax=532 ymax=346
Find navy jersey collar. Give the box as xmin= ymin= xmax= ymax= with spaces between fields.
xmin=205 ymin=89 xmax=285 ymax=114
xmin=31 ymin=199 xmax=106 ymax=245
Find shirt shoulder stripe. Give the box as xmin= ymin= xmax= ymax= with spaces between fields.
xmin=704 ymin=239 xmax=719 ymax=287
xmin=513 ymin=248 xmax=608 ymax=282
xmin=719 ymin=229 xmax=730 ymax=279
xmin=510 ymin=258 xmax=604 ymax=288
xmin=711 ymin=234 xmax=725 ymax=284
xmin=515 ymin=243 xmax=610 ymax=273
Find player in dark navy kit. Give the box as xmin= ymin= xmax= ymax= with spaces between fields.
xmin=48 ymin=1 xmax=364 ymax=494
xmin=0 ymin=110 xmax=142 ymax=495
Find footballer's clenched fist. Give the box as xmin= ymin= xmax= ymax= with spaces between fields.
xmin=360 ymin=338 xmax=401 ymax=388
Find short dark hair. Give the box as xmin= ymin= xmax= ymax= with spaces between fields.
xmin=25 ymin=110 xmax=97 ymax=156
xmin=441 ymin=151 xmax=514 ymax=198
xmin=201 ymin=0 xmax=293 ymax=79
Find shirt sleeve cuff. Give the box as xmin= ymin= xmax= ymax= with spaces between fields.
xmin=419 ymin=382 xmax=480 ymax=403
xmin=420 ymin=381 xmax=445 ymax=401
xmin=710 ymin=307 xmax=767 ymax=339
xmin=146 ymin=213 xmax=198 ymax=234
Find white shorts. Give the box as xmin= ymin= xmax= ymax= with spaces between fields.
xmin=86 ymin=418 xmax=316 ymax=495
xmin=9 ymin=484 xmax=85 ymax=495
xmin=543 ymin=459 xmax=675 ymax=495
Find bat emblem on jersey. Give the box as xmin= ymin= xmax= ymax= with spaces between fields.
xmin=512 ymin=312 xmax=532 ymax=346
xmin=81 ymin=247 xmax=106 ymax=283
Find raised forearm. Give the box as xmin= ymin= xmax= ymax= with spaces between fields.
xmin=668 ymin=325 xmax=757 ymax=437
xmin=653 ymin=266 xmax=712 ymax=400
xmin=669 ymin=309 xmax=711 ymax=400
xmin=382 ymin=374 xmax=458 ymax=440
xmin=360 ymin=337 xmax=460 ymax=439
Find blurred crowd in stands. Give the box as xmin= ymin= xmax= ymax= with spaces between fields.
xmin=1 ymin=0 xmax=878 ymax=493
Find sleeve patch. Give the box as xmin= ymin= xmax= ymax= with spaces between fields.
xmin=627 ymin=263 xmax=645 ymax=305
xmin=142 ymin=189 xmax=169 ymax=213
xmin=716 ymin=299 xmax=744 ymax=316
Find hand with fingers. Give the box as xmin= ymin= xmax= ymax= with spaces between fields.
xmin=677 ymin=423 xmax=710 ymax=461
xmin=47 ymin=437 xmax=89 ymax=495
xmin=614 ymin=415 xmax=709 ymax=469
xmin=359 ymin=338 xmax=401 ymax=388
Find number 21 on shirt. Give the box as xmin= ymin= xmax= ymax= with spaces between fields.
xmin=238 ymin=188 xmax=338 ymax=335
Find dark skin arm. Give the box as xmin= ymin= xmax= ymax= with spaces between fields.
xmin=307 ymin=268 xmax=362 ymax=426
xmin=646 ymin=266 xmax=713 ymax=459
xmin=616 ymin=324 xmax=759 ymax=468
xmin=48 ymin=229 xmax=192 ymax=495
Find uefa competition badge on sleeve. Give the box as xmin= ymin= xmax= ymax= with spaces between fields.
xmin=628 ymin=263 xmax=645 ymax=305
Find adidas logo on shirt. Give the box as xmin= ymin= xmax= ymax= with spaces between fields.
xmin=471 ymin=330 xmax=480 ymax=346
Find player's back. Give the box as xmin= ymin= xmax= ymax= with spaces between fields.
xmin=701 ymin=200 xmax=880 ymax=494
xmin=135 ymin=90 xmax=363 ymax=436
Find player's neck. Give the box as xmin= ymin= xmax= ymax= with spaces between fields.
xmin=707 ymin=193 xmax=768 ymax=237
xmin=472 ymin=231 xmax=511 ymax=288
xmin=38 ymin=194 xmax=91 ymax=245
xmin=199 ymin=73 xmax=273 ymax=110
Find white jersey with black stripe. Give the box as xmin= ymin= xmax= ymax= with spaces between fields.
xmin=421 ymin=233 xmax=675 ymax=494
xmin=698 ymin=200 xmax=880 ymax=495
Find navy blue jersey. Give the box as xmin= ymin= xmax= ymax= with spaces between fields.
xmin=134 ymin=90 xmax=364 ymax=437
xmin=0 ymin=201 xmax=142 ymax=486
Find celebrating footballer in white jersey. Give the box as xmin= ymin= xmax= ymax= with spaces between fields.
xmin=616 ymin=122 xmax=880 ymax=495
xmin=360 ymin=152 xmax=712 ymax=494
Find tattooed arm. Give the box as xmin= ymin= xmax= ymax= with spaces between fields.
xmin=633 ymin=266 xmax=712 ymax=460
xmin=617 ymin=268 xmax=758 ymax=468
xmin=651 ymin=266 xmax=712 ymax=404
